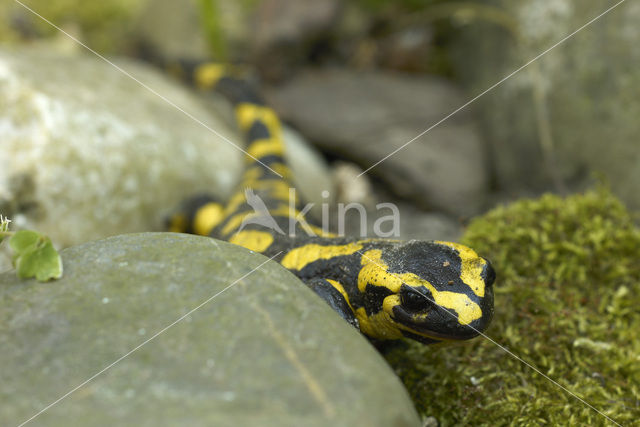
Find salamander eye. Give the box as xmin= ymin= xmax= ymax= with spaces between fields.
xmin=401 ymin=288 xmax=429 ymax=311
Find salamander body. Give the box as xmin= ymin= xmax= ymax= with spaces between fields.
xmin=168 ymin=63 xmax=495 ymax=344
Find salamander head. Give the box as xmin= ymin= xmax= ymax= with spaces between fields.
xmin=357 ymin=240 xmax=495 ymax=344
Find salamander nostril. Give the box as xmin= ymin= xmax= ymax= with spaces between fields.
xmin=484 ymin=260 xmax=496 ymax=286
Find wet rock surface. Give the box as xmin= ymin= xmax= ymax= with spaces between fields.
xmin=0 ymin=233 xmax=420 ymax=427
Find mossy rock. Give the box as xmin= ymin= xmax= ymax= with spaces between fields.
xmin=0 ymin=233 xmax=420 ymax=427
xmin=385 ymin=187 xmax=640 ymax=426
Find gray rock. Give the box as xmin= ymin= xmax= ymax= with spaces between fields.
xmin=451 ymin=0 xmax=640 ymax=210
xmin=0 ymin=233 xmax=420 ymax=427
xmin=265 ymin=69 xmax=490 ymax=217
xmin=0 ymin=47 xmax=241 ymax=248
xmin=0 ymin=47 xmax=333 ymax=252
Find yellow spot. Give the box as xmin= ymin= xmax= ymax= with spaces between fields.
xmin=358 ymin=249 xmax=483 ymax=326
xmin=358 ymin=250 xmax=402 ymax=293
xmin=235 ymin=104 xmax=281 ymax=134
xmin=194 ymin=63 xmax=226 ymax=89
xmin=193 ymin=203 xmax=225 ymax=236
xmin=247 ymin=138 xmax=284 ymax=160
xmin=435 ymin=241 xmax=486 ymax=297
xmin=229 ymin=230 xmax=274 ymax=253
xmin=281 ymin=242 xmax=364 ymax=271
xmin=326 ymin=279 xmax=354 ymax=312
xmin=168 ymin=213 xmax=187 ymax=233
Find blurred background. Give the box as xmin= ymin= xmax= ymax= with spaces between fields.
xmin=0 ymin=0 xmax=638 ymax=247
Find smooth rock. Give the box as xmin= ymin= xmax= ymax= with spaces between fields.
xmin=0 ymin=47 xmax=333 ymax=252
xmin=265 ymin=68 xmax=489 ymax=217
xmin=451 ymin=0 xmax=640 ymax=210
xmin=0 ymin=233 xmax=420 ymax=427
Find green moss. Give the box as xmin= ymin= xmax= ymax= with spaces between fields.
xmin=385 ymin=187 xmax=640 ymax=426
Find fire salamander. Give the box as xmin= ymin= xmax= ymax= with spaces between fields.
xmin=167 ymin=63 xmax=495 ymax=344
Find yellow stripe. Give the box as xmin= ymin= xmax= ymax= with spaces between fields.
xmin=270 ymin=163 xmax=292 ymax=179
xmin=237 ymin=180 xmax=292 ymax=203
xmin=220 ymin=204 xmax=292 ymax=236
xmin=435 ymin=241 xmax=486 ymax=297
xmin=224 ymin=191 xmax=248 ymax=216
xmin=241 ymin=166 xmax=263 ymax=186
xmin=326 ymin=279 xmax=354 ymax=312
xmin=247 ymin=138 xmax=284 ymax=159
xmin=235 ymin=103 xmax=281 ymax=134
xmin=229 ymin=230 xmax=274 ymax=253
xmin=194 ymin=202 xmax=225 ymax=236
xmin=194 ymin=63 xmax=226 ymax=90
xmin=220 ymin=212 xmax=249 ymax=236
xmin=355 ymin=307 xmax=403 ymax=340
xmin=281 ymin=243 xmax=363 ymax=271
xmin=241 ymin=163 xmax=292 ymax=182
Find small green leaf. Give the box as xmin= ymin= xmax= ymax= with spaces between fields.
xmin=9 ymin=230 xmax=40 ymax=253
xmin=10 ymin=231 xmax=63 ymax=281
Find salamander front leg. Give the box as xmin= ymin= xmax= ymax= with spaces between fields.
xmin=305 ymin=278 xmax=359 ymax=330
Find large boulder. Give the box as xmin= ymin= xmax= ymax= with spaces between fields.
xmin=0 ymin=47 xmax=241 ymax=248
xmin=0 ymin=233 xmax=421 ymax=427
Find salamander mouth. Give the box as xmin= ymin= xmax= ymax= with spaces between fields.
xmin=392 ymin=286 xmax=494 ymax=341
